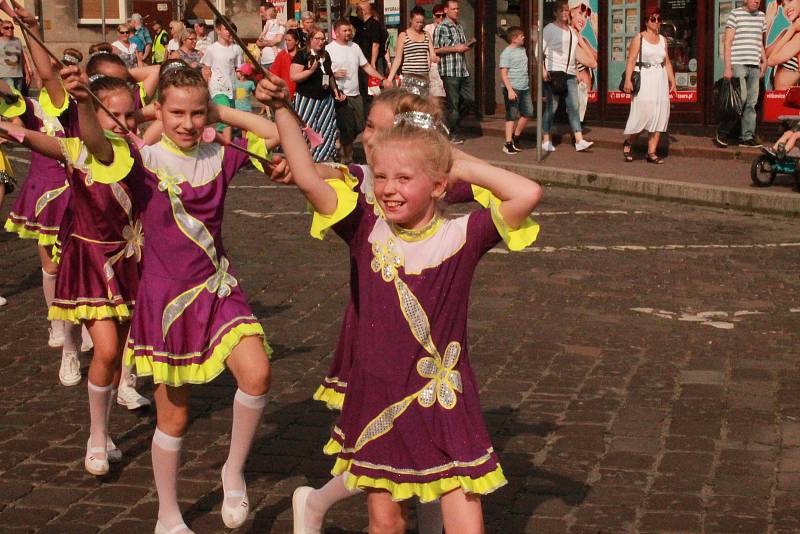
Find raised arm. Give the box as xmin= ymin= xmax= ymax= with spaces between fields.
xmin=130 ymin=65 xmax=160 ymax=102
xmin=0 ymin=121 xmax=63 ymax=160
xmin=60 ymin=66 xmax=114 ymax=164
xmin=14 ymin=5 xmax=66 ymax=108
xmin=449 ymin=158 xmax=542 ymax=230
xmin=211 ymin=104 xmax=280 ymax=150
xmin=255 ymin=74 xmax=337 ymax=214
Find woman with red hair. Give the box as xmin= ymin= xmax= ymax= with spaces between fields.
xmin=622 ymin=7 xmax=676 ymax=164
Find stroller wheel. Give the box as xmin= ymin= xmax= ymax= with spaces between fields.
xmin=751 ymin=155 xmax=776 ymax=187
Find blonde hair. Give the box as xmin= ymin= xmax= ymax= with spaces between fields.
xmin=373 ymin=88 xmax=444 ymax=122
xmin=371 ymin=123 xmax=452 ymax=184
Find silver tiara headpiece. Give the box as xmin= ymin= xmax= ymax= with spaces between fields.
xmin=88 ymin=73 xmax=107 ymax=83
xmin=88 ymin=50 xmax=111 ymax=59
xmin=394 ymin=111 xmax=448 ymax=135
xmin=399 ymin=75 xmax=429 ymax=97
xmin=161 ymin=61 xmax=186 ymax=76
xmin=63 ymin=53 xmax=81 ymax=65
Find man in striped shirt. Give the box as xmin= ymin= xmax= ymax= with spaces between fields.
xmin=715 ymin=0 xmax=766 ymax=148
xmin=434 ymin=0 xmax=475 ymax=144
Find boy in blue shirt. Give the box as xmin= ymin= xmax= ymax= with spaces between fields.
xmin=499 ymin=27 xmax=532 ymax=154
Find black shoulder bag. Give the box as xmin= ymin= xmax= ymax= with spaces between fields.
xmin=548 ymin=27 xmax=572 ymax=95
xmin=618 ymin=33 xmax=643 ymax=94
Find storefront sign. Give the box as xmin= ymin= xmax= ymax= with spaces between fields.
xmin=384 ymin=0 xmax=400 ymax=25
xmin=607 ymin=90 xmax=697 ymax=104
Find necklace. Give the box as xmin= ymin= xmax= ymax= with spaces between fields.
xmin=390 ymin=214 xmax=443 ymax=242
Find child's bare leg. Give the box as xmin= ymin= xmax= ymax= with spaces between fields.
xmin=220 ymin=335 xmax=271 ymax=527
xmin=367 ymin=490 xmax=407 ymax=534
xmin=440 ymin=488 xmax=484 ymax=534
xmin=152 ymin=383 xmax=191 ymax=531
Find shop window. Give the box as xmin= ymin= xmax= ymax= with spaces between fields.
xmin=660 ymin=0 xmax=698 ymax=102
xmin=607 ymin=0 xmax=639 ymax=104
xmin=76 ymin=0 xmax=127 ymax=24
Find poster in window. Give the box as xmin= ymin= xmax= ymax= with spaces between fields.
xmin=762 ymin=0 xmax=800 ymax=121
xmin=569 ymin=0 xmax=598 ymax=107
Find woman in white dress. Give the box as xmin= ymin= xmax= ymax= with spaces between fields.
xmin=622 ymin=7 xmax=676 ymax=164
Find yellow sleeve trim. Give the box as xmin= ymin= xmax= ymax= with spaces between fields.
xmin=245 ymin=130 xmax=272 ymax=173
xmin=313 ymin=385 xmax=345 ymax=411
xmin=331 ymin=458 xmax=507 ymax=503
xmin=49 ymin=303 xmax=132 ymax=323
xmin=310 ymin=178 xmax=359 ymax=240
xmin=487 ymin=196 xmax=540 ymax=252
xmin=470 ymin=185 xmax=492 ymax=208
xmin=0 ymin=89 xmax=26 ymax=118
xmin=39 ymin=86 xmax=70 ymax=118
xmin=138 ymin=82 xmax=149 ymax=106
xmin=125 ymin=322 xmax=271 ymax=387
xmin=62 ymin=134 xmax=135 ymax=185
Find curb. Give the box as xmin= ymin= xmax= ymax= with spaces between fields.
xmin=486 ymin=159 xmax=800 ymax=217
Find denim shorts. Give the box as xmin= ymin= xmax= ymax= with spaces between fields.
xmin=503 ymin=87 xmax=533 ymax=121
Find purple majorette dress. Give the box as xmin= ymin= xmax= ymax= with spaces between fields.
xmin=124 ymin=135 xmax=271 ymax=387
xmin=48 ymin=135 xmax=141 ymax=323
xmin=313 ymin=164 xmax=489 ymax=411
xmin=312 ymin=179 xmax=539 ymax=501
xmin=3 ymin=89 xmax=78 ymax=248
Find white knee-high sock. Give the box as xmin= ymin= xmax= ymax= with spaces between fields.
xmin=152 ymin=428 xmax=185 ymax=528
xmin=42 ymin=268 xmax=56 ymax=308
xmin=416 ymin=500 xmax=444 ymax=534
xmin=87 ymin=381 xmax=113 ymax=455
xmin=305 ymin=474 xmax=361 ymax=529
xmin=223 ymin=389 xmax=266 ymax=506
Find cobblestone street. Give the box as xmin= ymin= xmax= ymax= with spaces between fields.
xmin=1 ymin=151 xmax=799 ymax=533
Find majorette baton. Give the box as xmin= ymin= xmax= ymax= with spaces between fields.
xmin=199 ymin=0 xmax=325 ymax=148
xmin=0 ymin=0 xmax=146 ymax=147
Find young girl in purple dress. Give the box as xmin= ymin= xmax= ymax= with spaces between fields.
xmin=262 ymin=74 xmax=542 ymax=533
xmin=87 ymin=63 xmax=278 ymax=534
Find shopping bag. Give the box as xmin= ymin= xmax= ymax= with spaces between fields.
xmin=715 ymin=77 xmax=743 ymax=121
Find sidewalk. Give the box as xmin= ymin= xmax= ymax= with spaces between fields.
xmin=458 ymin=118 xmax=800 ymax=216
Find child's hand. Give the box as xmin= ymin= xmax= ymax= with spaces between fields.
xmin=254 ymin=72 xmax=289 ymax=109
xmin=267 ymin=154 xmax=294 ymax=184
xmin=60 ymin=65 xmax=90 ymax=102
xmin=13 ymin=4 xmax=37 ymax=27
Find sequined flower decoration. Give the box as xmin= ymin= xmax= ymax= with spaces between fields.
xmin=206 ymin=256 xmax=237 ymax=298
xmin=122 ymin=219 xmax=144 ymax=262
xmin=416 ymin=341 xmax=463 ymax=410
xmin=370 ymin=238 xmax=403 ymax=283
xmin=157 ymin=171 xmax=184 ymax=196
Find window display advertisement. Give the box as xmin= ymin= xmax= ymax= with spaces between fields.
xmin=762 ymin=0 xmax=800 ymax=121
xmin=569 ymin=0 xmax=599 ymax=106
xmin=607 ymin=0 xmax=639 ymax=103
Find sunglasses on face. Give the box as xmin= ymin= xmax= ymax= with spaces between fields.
xmin=577 ymin=4 xmax=592 ymax=16
xmin=649 ymin=15 xmax=661 ymax=22
xmin=119 ymin=30 xmax=130 ymax=34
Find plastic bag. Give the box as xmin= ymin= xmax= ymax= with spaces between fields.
xmin=716 ymin=77 xmax=743 ymax=121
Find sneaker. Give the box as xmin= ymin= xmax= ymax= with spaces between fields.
xmin=542 ymin=141 xmax=556 ymax=152
xmin=58 ymin=350 xmax=81 ymax=386
xmin=449 ymin=135 xmax=465 ymax=145
xmin=575 ymin=139 xmax=594 ymax=152
xmin=48 ymin=322 xmax=65 ymax=348
xmin=502 ymin=142 xmax=520 ymax=155
xmin=117 ymin=374 xmax=151 ymax=410
xmin=740 ymin=138 xmax=763 ymax=148
xmin=713 ymin=134 xmax=728 ymax=148
xmin=512 ymin=135 xmax=523 ymax=151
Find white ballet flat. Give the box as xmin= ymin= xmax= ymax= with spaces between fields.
xmin=292 ymin=486 xmax=321 ymax=534
xmin=154 ymin=520 xmax=194 ymax=534
xmin=107 ymin=436 xmax=122 ymax=463
xmin=84 ymin=438 xmax=109 ymax=476
xmin=221 ymin=463 xmax=249 ymax=528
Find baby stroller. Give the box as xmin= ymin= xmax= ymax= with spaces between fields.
xmin=751 ymin=87 xmax=800 ymax=189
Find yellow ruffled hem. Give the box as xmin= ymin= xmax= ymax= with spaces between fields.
xmin=3 ymin=219 xmax=59 ymax=246
xmin=313 ymin=385 xmax=345 ymax=411
xmin=246 ymin=130 xmax=272 ymax=173
xmin=331 ymin=457 xmax=507 ymax=503
xmin=487 ymin=195 xmax=540 ymax=252
xmin=310 ymin=178 xmax=359 ymax=240
xmin=125 ymin=322 xmax=271 ymax=387
xmin=39 ymin=86 xmax=70 ymax=118
xmin=48 ymin=303 xmax=132 ymax=323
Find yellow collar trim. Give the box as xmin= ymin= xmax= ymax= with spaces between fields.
xmin=159 ymin=134 xmax=199 ymax=157
xmin=390 ymin=215 xmax=443 ymax=242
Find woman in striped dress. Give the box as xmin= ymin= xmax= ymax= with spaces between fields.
xmin=291 ymin=27 xmax=341 ymax=162
xmin=384 ymin=6 xmax=438 ymax=88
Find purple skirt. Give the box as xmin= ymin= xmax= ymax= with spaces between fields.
xmin=4 ymin=171 xmax=70 ymax=247
xmin=313 ymin=302 xmax=357 ymax=410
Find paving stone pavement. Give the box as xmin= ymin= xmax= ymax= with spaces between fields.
xmin=1 ymin=151 xmax=799 ymax=533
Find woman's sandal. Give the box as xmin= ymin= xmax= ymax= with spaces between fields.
xmin=646 ymin=153 xmax=665 ymax=164
xmin=623 ymin=140 xmax=634 ymax=162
